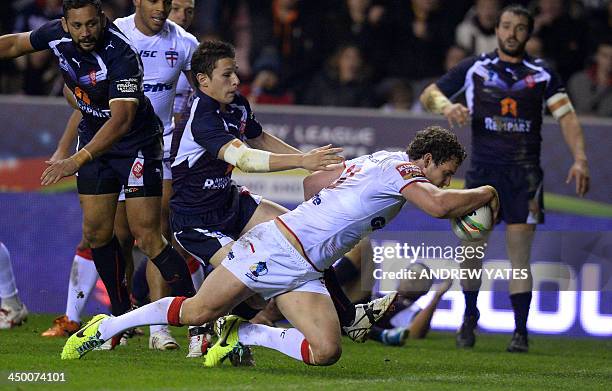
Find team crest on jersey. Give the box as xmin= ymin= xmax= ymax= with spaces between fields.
xmin=524 ymin=75 xmax=536 ymax=88
xmin=245 ymin=261 xmax=268 ymax=281
xmin=89 ymin=69 xmax=97 ymax=86
xmin=165 ymin=50 xmax=179 ymax=67
xmin=395 ymin=163 xmax=425 ymax=180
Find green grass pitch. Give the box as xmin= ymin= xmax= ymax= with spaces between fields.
xmin=1 ymin=314 xmax=610 ymax=390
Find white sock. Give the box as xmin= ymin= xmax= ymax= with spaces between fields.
xmin=149 ymin=324 xmax=169 ymax=335
xmin=0 ymin=242 xmax=21 ymax=309
xmin=99 ymin=297 xmax=174 ymax=340
xmin=238 ymin=323 xmax=307 ymax=362
xmin=191 ymin=264 xmax=205 ymax=290
xmin=65 ymin=254 xmax=99 ymax=323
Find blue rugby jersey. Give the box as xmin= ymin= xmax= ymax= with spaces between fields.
xmin=436 ymin=50 xmax=565 ymax=166
xmin=170 ymin=90 xmax=263 ymax=214
xmin=30 ymin=19 xmax=162 ymax=158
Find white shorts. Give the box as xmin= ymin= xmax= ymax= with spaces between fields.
xmin=222 ymin=221 xmax=328 ymax=300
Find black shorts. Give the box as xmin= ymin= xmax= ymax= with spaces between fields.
xmin=171 ymin=185 xmax=261 ymax=265
xmin=77 ymin=155 xmax=162 ymax=198
xmin=465 ymin=164 xmax=544 ymax=224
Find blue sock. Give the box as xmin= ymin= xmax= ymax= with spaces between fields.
xmin=463 ymin=290 xmax=479 ymax=317
xmin=510 ymin=292 xmax=532 ymax=335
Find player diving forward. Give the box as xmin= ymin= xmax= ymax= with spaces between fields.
xmin=63 ymin=126 xmax=500 ymax=367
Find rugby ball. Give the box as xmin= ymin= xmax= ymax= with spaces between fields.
xmin=451 ymin=205 xmax=493 ymax=242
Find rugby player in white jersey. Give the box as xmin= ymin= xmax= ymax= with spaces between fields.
xmin=63 ymin=126 xmax=500 ymax=366
xmin=43 ymin=0 xmax=199 ymax=352
xmin=113 ymin=0 xmax=198 ymax=352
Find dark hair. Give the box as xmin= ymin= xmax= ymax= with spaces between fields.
xmin=407 ymin=126 xmax=467 ymax=166
xmin=191 ymin=40 xmax=235 ymax=79
xmin=496 ymin=4 xmax=534 ymax=35
xmin=63 ymin=0 xmax=102 ymax=17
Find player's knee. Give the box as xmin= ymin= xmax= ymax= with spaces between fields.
xmin=82 ymin=225 xmax=113 ymax=248
xmin=310 ymin=340 xmax=342 ymax=366
xmin=178 ymin=299 xmax=219 ymax=326
xmin=132 ymin=230 xmax=164 ymax=257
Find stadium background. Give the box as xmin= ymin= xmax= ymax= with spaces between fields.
xmin=0 ymin=0 xmax=610 ymax=341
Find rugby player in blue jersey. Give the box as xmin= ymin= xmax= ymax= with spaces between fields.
xmin=0 ymin=0 xmax=197 ymax=336
xmin=420 ymin=4 xmax=589 ymax=352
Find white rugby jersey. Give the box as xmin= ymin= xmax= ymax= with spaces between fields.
xmin=114 ymin=15 xmax=197 ymax=156
xmin=174 ymin=73 xmax=192 ymax=114
xmin=278 ymin=151 xmax=431 ymax=271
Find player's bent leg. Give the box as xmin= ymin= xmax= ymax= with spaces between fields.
xmin=62 ymin=264 xmax=252 ymax=360
xmin=125 ymin=196 xmax=195 ymax=297
xmin=506 ymin=223 xmax=535 ymax=353
xmin=274 ymin=291 xmax=342 ymax=365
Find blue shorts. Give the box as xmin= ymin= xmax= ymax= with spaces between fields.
xmin=76 ymin=155 xmax=162 ymax=198
xmin=171 ymin=185 xmax=261 ymax=265
xmin=465 ymin=164 xmax=544 ymax=224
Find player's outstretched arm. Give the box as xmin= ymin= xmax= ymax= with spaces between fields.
xmin=247 ymin=130 xmax=302 ymax=154
xmin=0 ymin=32 xmax=37 ymax=59
xmin=420 ymin=84 xmax=469 ymax=128
xmin=408 ymin=279 xmax=452 ymax=339
xmin=218 ymin=139 xmax=343 ymax=173
xmin=401 ymin=181 xmax=498 ymax=219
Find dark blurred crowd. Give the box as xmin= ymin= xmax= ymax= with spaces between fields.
xmin=1 ymin=0 xmax=611 ymax=117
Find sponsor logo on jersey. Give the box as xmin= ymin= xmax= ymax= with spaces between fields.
xmin=165 ymin=50 xmax=179 ymax=67
xmin=139 ymin=50 xmax=157 ymax=57
xmin=202 ymin=177 xmax=231 ymax=189
xmin=143 ymin=83 xmax=173 ymax=92
xmin=245 ymin=261 xmax=268 ymax=281
xmin=484 ymin=116 xmax=532 ymax=133
xmin=131 ymin=161 xmax=144 ymax=178
xmin=73 ymin=87 xmax=111 ymax=118
xmin=500 ymin=97 xmax=518 ymax=117
xmin=116 ymin=78 xmax=139 ymax=93
xmin=395 ymin=163 xmax=425 ymax=180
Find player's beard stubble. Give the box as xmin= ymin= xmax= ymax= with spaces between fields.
xmin=498 ymin=37 xmax=527 ymax=59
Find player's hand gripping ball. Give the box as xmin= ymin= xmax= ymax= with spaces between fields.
xmin=451 ymin=205 xmax=493 ymax=242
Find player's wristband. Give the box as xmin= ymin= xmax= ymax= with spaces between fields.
xmin=70 ymin=148 xmax=93 ymax=167
xmin=424 ymin=89 xmax=452 ymax=114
